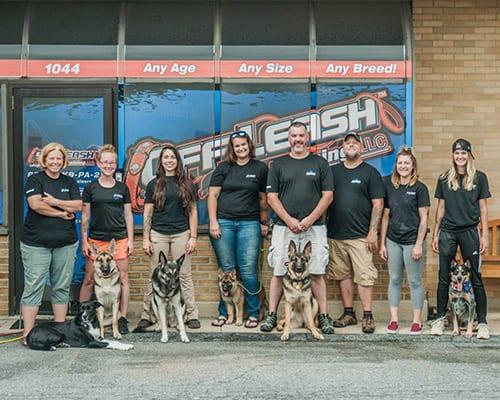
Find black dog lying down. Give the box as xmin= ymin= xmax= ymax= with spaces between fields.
xmin=26 ymin=300 xmax=134 ymax=351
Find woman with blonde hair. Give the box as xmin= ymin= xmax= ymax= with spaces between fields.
xmin=20 ymin=142 xmax=82 ymax=342
xmin=430 ymin=139 xmax=490 ymax=339
xmin=379 ymin=146 xmax=430 ymax=334
xmin=79 ymin=144 xmax=134 ymax=334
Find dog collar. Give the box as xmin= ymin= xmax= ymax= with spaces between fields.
xmin=288 ymin=275 xmax=311 ymax=290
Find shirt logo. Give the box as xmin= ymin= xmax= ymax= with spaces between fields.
xmin=406 ymin=191 xmax=416 ymax=196
xmin=61 ymin=188 xmax=70 ymax=192
xmin=26 ymin=189 xmax=35 ymax=194
xmin=246 ymin=174 xmax=256 ymax=178
xmin=351 ymin=179 xmax=361 ymax=184
xmin=266 ymin=185 xmax=272 ymax=189
xmin=306 ymin=170 xmax=316 ymax=176
xmin=113 ymin=194 xmax=124 ymax=200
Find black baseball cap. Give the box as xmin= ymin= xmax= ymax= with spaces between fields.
xmin=343 ymin=132 xmax=361 ymax=143
xmin=452 ymin=138 xmax=474 ymax=159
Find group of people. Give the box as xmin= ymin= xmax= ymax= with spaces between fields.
xmin=19 ymin=122 xmax=492 ymax=341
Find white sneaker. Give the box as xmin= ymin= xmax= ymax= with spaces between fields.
xmin=430 ymin=317 xmax=445 ymax=336
xmin=477 ymin=323 xmax=490 ymax=340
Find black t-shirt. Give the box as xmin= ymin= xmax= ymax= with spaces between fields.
xmin=434 ymin=171 xmax=491 ymax=232
xmin=267 ymin=154 xmax=333 ymax=226
xmin=384 ymin=179 xmax=430 ymax=245
xmin=327 ymin=162 xmax=385 ymax=240
xmin=145 ymin=177 xmax=192 ymax=235
xmin=209 ymin=159 xmax=268 ymax=220
xmin=82 ymin=181 xmax=131 ymax=241
xmin=22 ymin=171 xmax=81 ymax=248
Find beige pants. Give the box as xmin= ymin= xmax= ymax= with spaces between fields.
xmin=141 ymin=229 xmax=199 ymax=321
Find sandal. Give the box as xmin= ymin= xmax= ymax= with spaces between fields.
xmin=211 ymin=316 xmax=227 ymax=327
xmin=244 ymin=317 xmax=259 ymax=329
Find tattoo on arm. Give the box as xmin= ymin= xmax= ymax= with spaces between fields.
xmin=369 ymin=205 xmax=383 ymax=232
xmin=143 ymin=214 xmax=152 ymax=237
xmin=81 ymin=215 xmax=89 ymax=237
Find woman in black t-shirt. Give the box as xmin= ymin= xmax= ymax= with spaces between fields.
xmin=431 ymin=139 xmax=491 ymax=339
xmin=134 ymin=144 xmax=200 ymax=331
xmin=208 ymin=131 xmax=268 ymax=328
xmin=79 ymin=145 xmax=134 ymax=334
xmin=20 ymin=142 xmax=82 ymax=341
xmin=379 ymin=147 xmax=430 ymax=335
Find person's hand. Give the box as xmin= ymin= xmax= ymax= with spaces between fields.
xmin=143 ymin=239 xmax=153 ymax=255
xmin=366 ymin=230 xmax=378 ymax=252
xmin=127 ymin=239 xmax=134 ymax=256
xmin=298 ymin=216 xmax=313 ymax=232
xmin=185 ymin=237 xmax=197 ymax=254
xmin=209 ymin=221 xmax=221 ymax=239
xmin=480 ymin=234 xmax=489 ymax=255
xmin=81 ymin=240 xmax=91 ymax=257
xmin=260 ymin=224 xmax=269 ymax=237
xmin=379 ymin=244 xmax=388 ymax=261
xmin=59 ymin=211 xmax=75 ymax=220
xmin=412 ymin=243 xmax=423 ymax=261
xmin=431 ymin=235 xmax=439 ymax=254
xmin=42 ymin=193 xmax=60 ymax=207
xmin=286 ymin=217 xmax=302 ymax=234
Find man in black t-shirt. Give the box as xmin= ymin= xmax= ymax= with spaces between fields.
xmin=327 ymin=132 xmax=385 ymax=334
xmin=260 ymin=122 xmax=335 ymax=335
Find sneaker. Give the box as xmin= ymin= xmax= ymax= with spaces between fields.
xmin=410 ymin=323 xmax=423 ymax=335
xmin=362 ymin=316 xmax=376 ymax=334
xmin=332 ymin=312 xmax=357 ymax=328
xmin=132 ymin=318 xmax=153 ymax=333
xmin=260 ymin=311 xmax=277 ymax=332
xmin=318 ymin=313 xmax=335 ymax=334
xmin=430 ymin=317 xmax=445 ymax=336
xmin=118 ymin=317 xmax=129 ymax=335
xmin=186 ymin=319 xmax=201 ymax=329
xmin=477 ymin=323 xmax=490 ymax=340
xmin=386 ymin=321 xmax=399 ymax=334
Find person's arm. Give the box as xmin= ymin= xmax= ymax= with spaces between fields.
xmin=366 ymin=198 xmax=384 ymax=251
xmin=413 ymin=206 xmax=429 ymax=261
xmin=124 ymin=203 xmax=134 ymax=256
xmin=479 ymin=198 xmax=489 ymax=254
xmin=298 ymin=191 xmax=333 ymax=232
xmin=207 ymin=186 xmax=222 ymax=239
xmin=142 ymin=203 xmax=154 ymax=255
xmin=186 ymin=202 xmax=198 ymax=254
xmin=80 ymin=203 xmax=91 ymax=256
xmin=379 ymin=208 xmax=390 ymax=261
xmin=27 ymin=195 xmax=75 ymax=219
xmin=259 ymin=192 xmax=269 ymax=237
xmin=432 ymin=199 xmax=445 ymax=253
xmin=41 ymin=194 xmax=82 ymax=213
xmin=267 ymin=192 xmax=301 ymax=233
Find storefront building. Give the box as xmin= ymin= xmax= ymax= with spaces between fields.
xmin=0 ymin=0 xmax=498 ymax=317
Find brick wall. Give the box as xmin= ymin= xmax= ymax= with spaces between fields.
xmin=0 ymin=235 xmax=9 ymax=315
xmin=413 ymin=0 xmax=500 ymax=304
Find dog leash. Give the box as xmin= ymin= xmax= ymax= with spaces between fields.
xmin=0 ymin=335 xmax=23 ymax=345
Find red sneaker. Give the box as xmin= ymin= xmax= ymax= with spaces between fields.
xmin=386 ymin=320 xmax=399 ymax=334
xmin=410 ymin=323 xmax=423 ymax=335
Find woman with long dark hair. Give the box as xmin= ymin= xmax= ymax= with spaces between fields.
xmin=430 ymin=139 xmax=491 ymax=339
xmin=208 ymin=131 xmax=268 ymax=328
xmin=134 ymin=144 xmax=200 ymax=331
xmin=379 ymin=147 xmax=429 ymax=335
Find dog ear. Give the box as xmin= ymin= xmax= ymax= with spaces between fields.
xmin=303 ymin=241 xmax=312 ymax=256
xmin=464 ymin=259 xmax=472 ymax=270
xmin=108 ymin=239 xmax=116 ymax=254
xmin=93 ymin=301 xmax=104 ymax=309
xmin=229 ymin=269 xmax=236 ymax=278
xmin=176 ymin=253 xmax=186 ymax=267
xmin=218 ymin=269 xmax=225 ymax=279
xmin=288 ymin=240 xmax=297 ymax=256
xmin=159 ymin=251 xmax=168 ymax=265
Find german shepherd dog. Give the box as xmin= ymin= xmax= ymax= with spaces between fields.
xmin=449 ymin=260 xmax=476 ymax=338
xmin=149 ymin=251 xmax=189 ymax=343
xmin=218 ymin=269 xmax=244 ymax=326
xmin=277 ymin=240 xmax=324 ymax=341
xmin=92 ymin=239 xmax=122 ymax=340
xmin=27 ymin=300 xmax=134 ymax=351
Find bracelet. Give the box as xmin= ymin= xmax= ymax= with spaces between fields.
xmin=189 ymin=236 xmax=197 ymax=239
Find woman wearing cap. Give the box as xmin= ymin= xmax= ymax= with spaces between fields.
xmin=20 ymin=142 xmax=82 ymax=342
xmin=379 ymin=147 xmax=430 ymax=335
xmin=431 ymin=138 xmax=491 ymax=339
xmin=208 ymin=131 xmax=268 ymax=328
xmin=79 ymin=144 xmax=134 ymax=335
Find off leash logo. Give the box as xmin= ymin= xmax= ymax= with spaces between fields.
xmin=124 ymin=89 xmax=405 ymax=213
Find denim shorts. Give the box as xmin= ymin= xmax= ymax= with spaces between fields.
xmin=20 ymin=241 xmax=78 ymax=306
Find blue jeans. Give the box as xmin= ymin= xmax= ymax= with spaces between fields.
xmin=210 ymin=219 xmax=262 ymax=319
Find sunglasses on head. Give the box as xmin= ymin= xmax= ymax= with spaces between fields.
xmin=230 ymin=131 xmax=248 ymax=139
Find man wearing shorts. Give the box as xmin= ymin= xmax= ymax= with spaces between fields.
xmin=327 ymin=132 xmax=384 ymax=333
xmin=260 ymin=121 xmax=335 ymax=334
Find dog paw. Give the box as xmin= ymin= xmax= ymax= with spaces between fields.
xmin=49 ymin=346 xmax=57 ymax=351
xmin=452 ymin=330 xmax=460 ymax=336
xmin=280 ymin=333 xmax=289 ymax=341
xmin=123 ymin=344 xmax=134 ymax=351
xmin=235 ymin=320 xmax=243 ymax=326
xmin=160 ymin=336 xmax=169 ymax=343
xmin=98 ymin=336 xmax=104 ymax=341
xmin=180 ymin=335 xmax=190 ymax=343
xmin=114 ymin=333 xmax=122 ymax=340
xmin=464 ymin=332 xmax=473 ymax=339
xmin=313 ymin=333 xmax=325 ymax=341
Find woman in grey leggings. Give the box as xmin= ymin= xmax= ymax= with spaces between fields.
xmin=379 ymin=147 xmax=430 ymax=335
